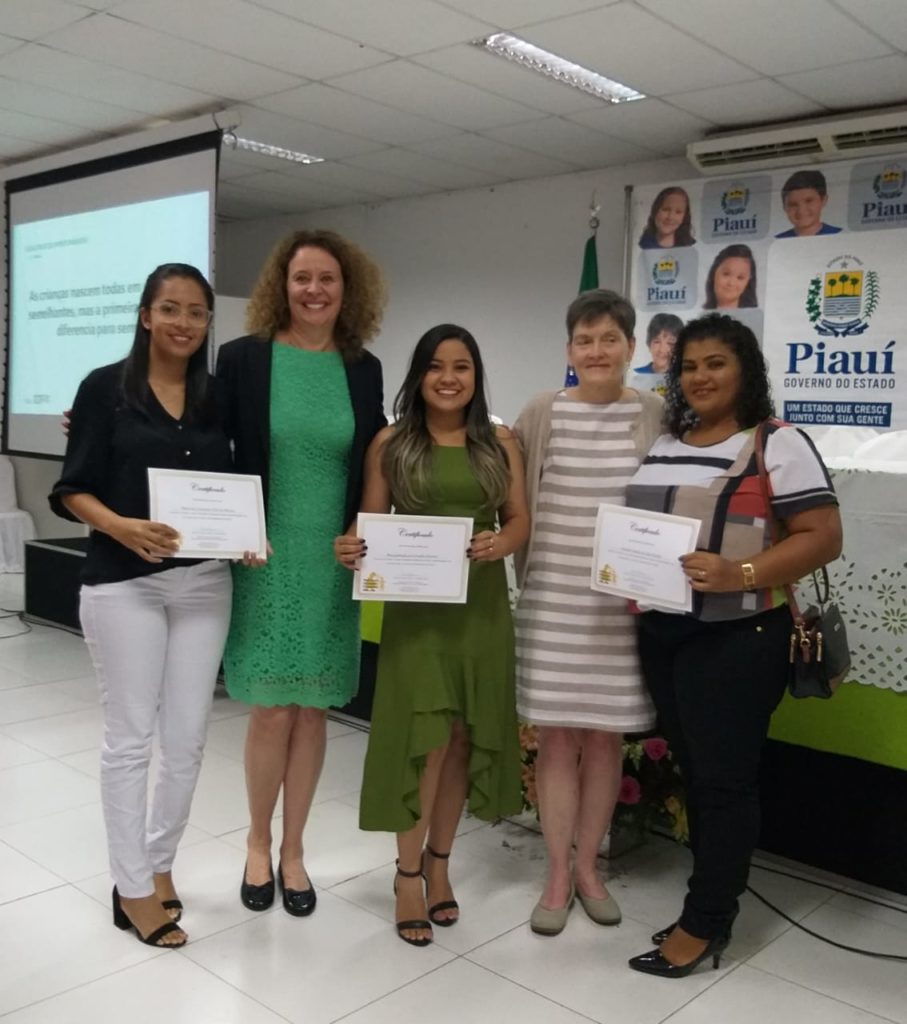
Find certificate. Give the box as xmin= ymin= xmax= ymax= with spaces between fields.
xmin=353 ymin=513 xmax=473 ymax=603
xmin=147 ymin=468 xmax=267 ymax=560
xmin=591 ymin=503 xmax=701 ymax=612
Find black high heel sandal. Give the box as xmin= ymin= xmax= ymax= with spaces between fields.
xmin=394 ymin=861 xmax=432 ymax=947
xmin=628 ymin=934 xmax=728 ymax=978
xmin=424 ymin=846 xmax=459 ymax=927
xmin=651 ymin=922 xmax=676 ymax=945
xmin=112 ymin=887 xmax=187 ymax=948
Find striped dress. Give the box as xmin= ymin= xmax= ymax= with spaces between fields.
xmin=515 ymin=393 xmax=655 ymax=732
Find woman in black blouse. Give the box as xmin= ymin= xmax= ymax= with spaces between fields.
xmin=51 ymin=264 xmax=233 ymax=948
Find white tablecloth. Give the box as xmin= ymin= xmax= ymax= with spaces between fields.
xmin=825 ymin=465 xmax=907 ymax=692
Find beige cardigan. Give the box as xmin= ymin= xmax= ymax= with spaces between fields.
xmin=512 ymin=388 xmax=665 ymax=588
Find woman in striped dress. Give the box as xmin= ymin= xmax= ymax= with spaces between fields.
xmin=514 ymin=289 xmax=663 ymax=935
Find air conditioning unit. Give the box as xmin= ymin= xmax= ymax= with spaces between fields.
xmin=687 ymin=107 xmax=907 ymax=175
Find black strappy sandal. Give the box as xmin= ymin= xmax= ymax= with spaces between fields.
xmin=393 ymin=861 xmax=432 ymax=947
xmin=112 ymin=887 xmax=187 ymax=947
xmin=161 ymin=898 xmax=183 ymax=923
xmin=425 ymin=846 xmax=459 ymax=927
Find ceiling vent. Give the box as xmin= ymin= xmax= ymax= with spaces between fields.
xmin=687 ymin=107 xmax=907 ymax=174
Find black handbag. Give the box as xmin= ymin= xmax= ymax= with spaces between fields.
xmin=755 ymin=423 xmax=851 ymax=699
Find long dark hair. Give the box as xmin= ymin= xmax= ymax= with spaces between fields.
xmin=638 ymin=187 xmax=695 ymax=247
xmin=122 ymin=263 xmax=215 ymax=424
xmin=382 ymin=324 xmax=510 ymax=510
xmin=703 ymin=244 xmax=758 ymax=309
xmin=663 ymin=314 xmax=774 ymax=437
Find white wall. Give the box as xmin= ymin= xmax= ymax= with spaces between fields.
xmin=217 ymin=155 xmax=690 ymax=425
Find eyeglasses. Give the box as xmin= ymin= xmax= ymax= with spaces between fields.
xmin=150 ymin=302 xmax=213 ymax=327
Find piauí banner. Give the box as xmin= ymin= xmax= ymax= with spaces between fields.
xmin=763 ymin=235 xmax=902 ymax=429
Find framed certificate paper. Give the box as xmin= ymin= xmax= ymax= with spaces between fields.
xmin=353 ymin=513 xmax=473 ymax=603
xmin=147 ymin=468 xmax=267 ymax=560
xmin=591 ymin=503 xmax=701 ymax=612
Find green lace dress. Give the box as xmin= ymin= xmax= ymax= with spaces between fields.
xmin=359 ymin=445 xmax=522 ymax=832
xmin=224 ymin=345 xmax=359 ymax=708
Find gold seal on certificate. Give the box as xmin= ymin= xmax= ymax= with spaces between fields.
xmin=147 ymin=468 xmax=267 ymax=560
xmin=354 ymin=513 xmax=473 ymax=603
xmin=591 ymin=503 xmax=701 ymax=612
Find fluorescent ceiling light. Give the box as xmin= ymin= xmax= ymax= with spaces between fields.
xmin=472 ymin=32 xmax=645 ymax=104
xmin=222 ymin=133 xmax=324 ymax=165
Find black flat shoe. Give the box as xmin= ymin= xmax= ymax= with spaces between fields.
xmin=112 ymin=887 xmax=186 ymax=948
xmin=278 ymin=864 xmax=316 ymax=917
xmin=425 ymin=846 xmax=459 ymax=927
xmin=241 ymin=861 xmax=275 ymax=911
xmin=394 ymin=860 xmax=432 ymax=947
xmin=628 ymin=935 xmax=728 ymax=978
xmin=651 ymin=922 xmax=676 ymax=945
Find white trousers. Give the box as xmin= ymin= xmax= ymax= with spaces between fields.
xmin=80 ymin=561 xmax=232 ymax=897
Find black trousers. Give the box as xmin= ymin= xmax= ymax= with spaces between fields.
xmin=638 ymin=605 xmax=791 ymax=940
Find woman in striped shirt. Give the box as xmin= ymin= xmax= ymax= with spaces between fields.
xmin=514 ymin=289 xmax=663 ymax=936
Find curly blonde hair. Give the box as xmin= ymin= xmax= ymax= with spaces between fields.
xmin=245 ymin=229 xmax=387 ymax=359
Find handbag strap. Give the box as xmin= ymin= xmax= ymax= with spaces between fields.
xmin=753 ymin=421 xmax=805 ymax=624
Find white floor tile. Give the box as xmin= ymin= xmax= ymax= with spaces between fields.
xmin=0 ymin=840 xmax=64 ymax=904
xmin=467 ymin=912 xmax=735 ymax=1024
xmin=183 ymin=888 xmax=455 ymax=1024
xmin=186 ymin=749 xmax=259 ymax=836
xmin=826 ymin=891 xmax=907 ymax=935
xmin=750 ymin=901 xmax=907 ymax=1023
xmin=668 ymin=963 xmax=895 ymax=1023
xmin=0 ymin=955 xmax=291 ymax=1024
xmin=313 ymin=729 xmax=369 ymax=804
xmin=0 ymin=886 xmax=161 ymax=1015
xmin=3 ymin=705 xmax=103 ymax=756
xmin=0 ymin=636 xmax=93 ymax=684
xmin=202 ymin=710 xmax=251 ymax=762
xmin=0 ymin=759 xmax=97 ymax=827
xmin=0 ymin=682 xmax=94 ymax=726
xmin=341 ymin=956 xmax=594 ymax=1023
xmin=0 ymin=734 xmax=47 ymax=769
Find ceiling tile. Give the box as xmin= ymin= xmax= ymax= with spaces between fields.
xmin=0 ymin=34 xmax=24 ymax=55
xmin=483 ymin=116 xmax=658 ymax=167
xmin=0 ymin=133 xmax=44 ymax=161
xmin=777 ymin=55 xmax=907 ymax=110
xmin=112 ymin=0 xmax=389 ymax=79
xmin=0 ymin=107 xmax=102 ymax=145
xmin=637 ymin=0 xmax=892 ymax=76
xmin=520 ymin=2 xmax=761 ymax=96
xmin=0 ymin=0 xmax=90 ymax=40
xmin=280 ymin=160 xmax=438 ymax=200
xmin=40 ymin=13 xmax=303 ymax=98
xmin=231 ymin=169 xmax=380 ymax=206
xmin=567 ymin=98 xmax=714 ymax=156
xmin=247 ymin=0 xmax=493 ymax=56
xmin=217 ymin=181 xmax=310 ymax=217
xmin=414 ymin=43 xmax=606 ymax=116
xmin=409 ymin=133 xmax=580 ymax=178
xmin=235 ymin=106 xmax=387 ymax=160
xmin=346 ymin=148 xmax=500 ymax=190
xmin=60 ymin=0 xmax=120 ymax=8
xmin=836 ymin=0 xmax=907 ymax=49
xmin=327 ymin=60 xmax=541 ymax=130
xmin=669 ymin=79 xmax=827 ymax=126
xmin=0 ymin=43 xmax=217 ymax=114
xmin=437 ymin=0 xmax=619 ymax=26
xmin=0 ymin=75 xmax=142 ymax=131
xmin=253 ymin=84 xmax=459 ymax=146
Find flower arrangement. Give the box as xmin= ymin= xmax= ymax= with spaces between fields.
xmin=518 ymin=725 xmax=688 ymax=844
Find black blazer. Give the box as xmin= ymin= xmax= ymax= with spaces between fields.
xmin=216 ymin=335 xmax=386 ymax=530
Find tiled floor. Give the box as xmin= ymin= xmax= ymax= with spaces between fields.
xmin=1 ymin=571 xmax=905 ymax=1023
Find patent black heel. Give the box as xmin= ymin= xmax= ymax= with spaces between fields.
xmin=628 ymin=934 xmax=728 ymax=978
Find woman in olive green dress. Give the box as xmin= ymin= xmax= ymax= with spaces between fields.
xmin=336 ymin=324 xmax=530 ymax=947
xmin=217 ymin=230 xmax=386 ymax=917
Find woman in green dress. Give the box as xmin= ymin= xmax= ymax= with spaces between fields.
xmin=335 ymin=324 xmax=530 ymax=946
xmin=217 ymin=230 xmax=386 ymax=917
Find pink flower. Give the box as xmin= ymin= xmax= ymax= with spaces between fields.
xmin=643 ymin=737 xmax=669 ymax=762
xmin=618 ymin=775 xmax=641 ymax=805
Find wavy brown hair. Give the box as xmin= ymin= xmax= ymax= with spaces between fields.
xmin=245 ymin=228 xmax=387 ymax=359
